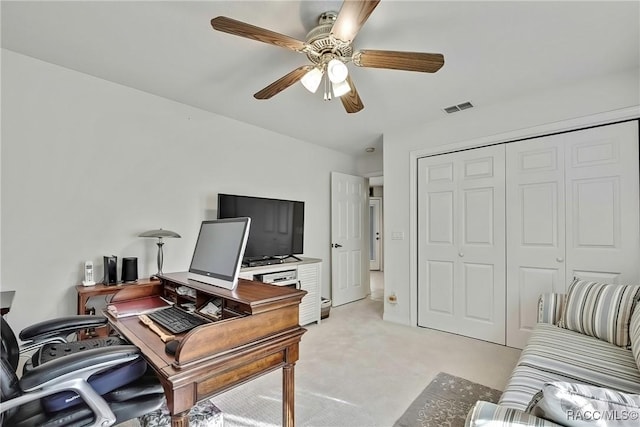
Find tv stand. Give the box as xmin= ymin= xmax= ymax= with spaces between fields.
xmin=239 ymin=257 xmax=322 ymax=326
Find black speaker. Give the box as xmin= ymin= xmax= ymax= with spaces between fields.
xmin=121 ymin=257 xmax=138 ymax=283
xmin=103 ymin=255 xmax=118 ymax=285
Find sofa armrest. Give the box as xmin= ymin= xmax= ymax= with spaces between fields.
xmin=465 ymin=401 xmax=563 ymax=426
xmin=537 ymin=293 xmax=566 ymax=324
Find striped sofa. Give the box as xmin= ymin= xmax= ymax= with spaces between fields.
xmin=465 ymin=292 xmax=640 ymax=426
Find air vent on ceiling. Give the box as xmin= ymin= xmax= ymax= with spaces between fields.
xmin=443 ymin=101 xmax=474 ymax=114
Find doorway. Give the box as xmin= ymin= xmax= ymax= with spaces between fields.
xmin=369 ymin=180 xmax=384 ymax=300
xmin=369 ymin=198 xmax=382 ymax=270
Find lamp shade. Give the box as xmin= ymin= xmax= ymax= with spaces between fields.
xmin=327 ymin=59 xmax=348 ymax=84
xmin=332 ymin=79 xmax=351 ymax=97
xmin=138 ymin=229 xmax=181 ymax=239
xmin=301 ymin=67 xmax=323 ymax=93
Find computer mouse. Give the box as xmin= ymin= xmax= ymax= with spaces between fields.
xmin=164 ymin=339 xmax=180 ymax=356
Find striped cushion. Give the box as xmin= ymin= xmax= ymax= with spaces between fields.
xmin=631 ymin=305 xmax=640 ymax=369
xmin=466 ymin=401 xmax=562 ymax=426
xmin=559 ymin=278 xmax=640 ymax=347
xmin=537 ymin=293 xmax=566 ymax=325
xmin=499 ymin=323 xmax=640 ymax=410
xmin=526 ymin=382 xmax=640 ymax=426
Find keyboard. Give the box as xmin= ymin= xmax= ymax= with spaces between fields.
xmin=147 ymin=306 xmax=208 ymax=334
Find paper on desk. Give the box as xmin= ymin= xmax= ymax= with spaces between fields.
xmin=107 ymin=296 xmax=171 ymax=318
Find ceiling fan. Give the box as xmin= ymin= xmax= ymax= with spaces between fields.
xmin=211 ymin=0 xmax=444 ymax=114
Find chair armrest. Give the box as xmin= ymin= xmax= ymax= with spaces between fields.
xmin=19 ymin=345 xmax=141 ymax=391
xmin=537 ymin=293 xmax=566 ymax=325
xmin=466 ymin=401 xmax=563 ymax=426
xmin=19 ymin=315 xmax=108 ymax=341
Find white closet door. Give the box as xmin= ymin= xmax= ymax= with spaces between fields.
xmin=565 ymin=121 xmax=639 ymax=284
xmin=418 ymin=145 xmax=506 ymax=344
xmin=506 ymin=121 xmax=639 ymax=348
xmin=506 ymin=135 xmax=566 ymax=348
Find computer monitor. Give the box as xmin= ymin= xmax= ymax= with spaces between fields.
xmin=187 ymin=217 xmax=251 ymax=290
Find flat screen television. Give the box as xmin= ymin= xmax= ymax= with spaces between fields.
xmin=217 ymin=193 xmax=304 ymax=264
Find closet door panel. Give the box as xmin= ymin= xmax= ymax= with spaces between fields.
xmin=463 ymin=262 xmax=496 ymax=322
xmin=565 ymin=121 xmax=640 ymax=284
xmin=518 ymin=267 xmax=559 ymax=327
xmin=457 ymin=147 xmax=506 ymax=344
xmin=426 ymin=260 xmax=454 ymax=314
xmin=418 ymin=145 xmax=505 ymax=345
xmin=506 ymin=136 xmax=565 ymax=348
xmin=418 ymin=155 xmax=458 ymax=328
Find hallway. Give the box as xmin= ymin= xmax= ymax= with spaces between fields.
xmin=370 ymin=270 xmax=383 ymax=300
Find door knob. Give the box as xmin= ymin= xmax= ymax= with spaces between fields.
xmin=332 ymin=243 xmax=343 ymax=248
xmin=458 ymin=252 xmax=464 ymax=257
xmin=556 ymin=257 xmax=564 ymax=263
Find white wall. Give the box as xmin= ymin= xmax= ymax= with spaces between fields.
xmin=356 ymin=149 xmax=383 ymax=177
xmin=1 ymin=49 xmax=358 ymax=333
xmin=383 ymin=68 xmax=640 ymax=325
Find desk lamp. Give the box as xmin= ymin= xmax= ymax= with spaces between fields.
xmin=138 ymin=228 xmax=181 ymax=278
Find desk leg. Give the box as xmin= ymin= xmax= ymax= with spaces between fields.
xmin=171 ymin=412 xmax=189 ymax=427
xmin=283 ymin=363 xmax=295 ymax=427
xmin=77 ymin=293 xmax=85 ymax=315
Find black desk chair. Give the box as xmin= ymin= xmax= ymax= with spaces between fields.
xmin=1 ymin=315 xmax=124 ymax=372
xmin=0 ymin=317 xmax=165 ymax=426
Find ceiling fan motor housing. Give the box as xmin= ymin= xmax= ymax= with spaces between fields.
xmin=305 ymin=11 xmax=352 ymax=66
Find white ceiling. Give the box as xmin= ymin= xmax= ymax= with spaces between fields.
xmin=2 ymin=1 xmax=638 ymax=156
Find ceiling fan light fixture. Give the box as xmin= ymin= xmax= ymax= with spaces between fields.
xmin=327 ymin=59 xmax=348 ymax=83
xmin=301 ymin=67 xmax=323 ymax=93
xmin=332 ymin=79 xmax=351 ymax=97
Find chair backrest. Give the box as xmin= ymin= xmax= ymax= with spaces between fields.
xmin=0 ymin=353 xmax=21 ymax=424
xmin=0 ymin=317 xmax=19 ymax=372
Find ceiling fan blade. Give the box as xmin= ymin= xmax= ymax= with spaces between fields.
xmin=211 ymin=16 xmax=307 ymax=52
xmin=254 ymin=66 xmax=314 ymax=99
xmin=340 ymin=75 xmax=364 ymax=114
xmin=331 ymin=0 xmax=381 ymax=43
xmin=354 ymin=50 xmax=444 ymax=73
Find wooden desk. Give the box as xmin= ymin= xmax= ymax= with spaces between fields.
xmin=76 ymin=279 xmax=161 ymax=315
xmin=107 ymin=272 xmax=307 ymax=427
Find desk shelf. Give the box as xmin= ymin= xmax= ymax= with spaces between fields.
xmin=161 ymin=281 xmax=244 ymax=322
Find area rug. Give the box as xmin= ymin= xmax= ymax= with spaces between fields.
xmin=393 ymin=372 xmax=502 ymax=427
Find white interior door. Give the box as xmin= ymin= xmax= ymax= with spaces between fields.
xmin=331 ymin=172 xmax=369 ymax=306
xmin=506 ymin=135 xmax=566 ymax=348
xmin=564 ymin=121 xmax=640 ymax=284
xmin=369 ymin=198 xmax=382 ymax=270
xmin=417 ymin=145 xmax=506 ymax=344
